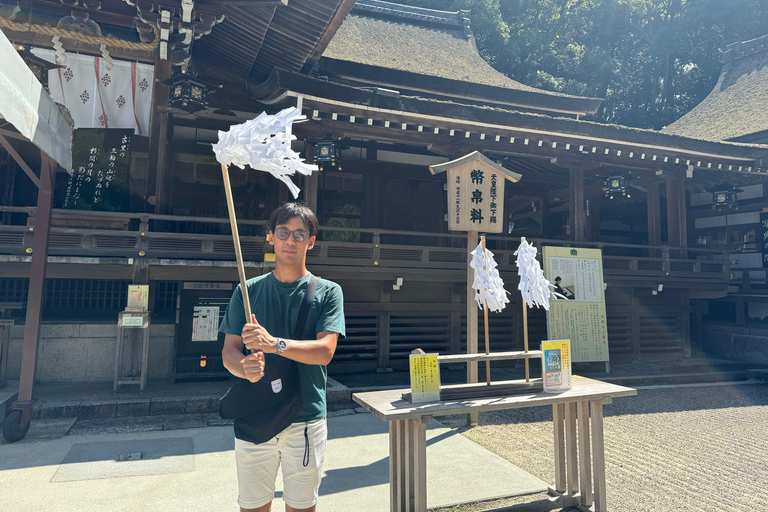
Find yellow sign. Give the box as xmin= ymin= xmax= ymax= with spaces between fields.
xmin=543 ymin=247 xmax=609 ymax=362
xmin=409 ymin=353 xmax=441 ymax=403
xmin=541 ymin=340 xmax=572 ymax=392
xmin=126 ymin=285 xmax=149 ymax=311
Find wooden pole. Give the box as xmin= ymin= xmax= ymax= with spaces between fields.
xmin=467 ymin=230 xmax=479 ymax=425
xmin=15 ymin=155 xmax=55 ymax=425
xmin=523 ymin=300 xmax=530 ymax=382
xmin=221 ymin=164 xmax=253 ymax=331
xmin=480 ymin=235 xmax=491 ymax=385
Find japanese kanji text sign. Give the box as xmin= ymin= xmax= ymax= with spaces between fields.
xmin=429 ymin=151 xmax=521 ymax=233
xmin=543 ymin=246 xmax=610 ymax=363
xmin=64 ymin=128 xmax=133 ymax=211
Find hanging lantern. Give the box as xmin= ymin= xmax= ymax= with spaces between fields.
xmin=162 ymin=70 xmax=221 ymax=113
xmin=16 ymin=45 xmax=62 ymax=93
xmin=712 ymin=186 xmax=742 ymax=210
xmin=603 ymin=175 xmax=630 ymax=200
xmin=314 ymin=133 xmax=342 ymax=171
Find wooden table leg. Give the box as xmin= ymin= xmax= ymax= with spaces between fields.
xmin=590 ymin=399 xmax=607 ymax=512
xmin=403 ymin=418 xmax=427 ymax=512
xmin=390 ymin=420 xmax=405 ymax=512
xmin=577 ymin=401 xmax=593 ymax=508
xmin=565 ymin=402 xmax=578 ymax=496
xmin=552 ymin=403 xmax=566 ymax=493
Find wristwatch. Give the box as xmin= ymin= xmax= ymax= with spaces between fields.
xmin=275 ymin=337 xmax=287 ymax=355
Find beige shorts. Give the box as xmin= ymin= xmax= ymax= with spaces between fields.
xmin=234 ymin=418 xmax=327 ymax=510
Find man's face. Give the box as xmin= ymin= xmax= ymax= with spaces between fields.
xmin=268 ymin=216 xmax=316 ymax=266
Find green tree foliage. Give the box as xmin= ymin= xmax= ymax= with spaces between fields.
xmin=391 ymin=0 xmax=768 ymax=130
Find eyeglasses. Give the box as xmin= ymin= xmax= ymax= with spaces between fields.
xmin=274 ymin=227 xmax=309 ymax=242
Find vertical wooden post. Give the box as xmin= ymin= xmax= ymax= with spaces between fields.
xmin=678 ymin=171 xmax=688 ymax=259
xmin=666 ymin=176 xmax=681 ymax=256
xmin=15 ymin=156 xmax=55 ymax=420
xmin=378 ymin=311 xmax=391 ymax=370
xmin=553 ymin=403 xmax=566 ymax=493
xmin=522 ymin=301 xmax=530 ymax=381
xmin=147 ymin=54 xmax=173 ymax=215
xmin=577 ymin=400 xmax=593 ymax=508
xmin=570 ymin=167 xmax=585 ymax=242
xmin=647 ymin=182 xmax=661 ymax=258
xmin=467 ymin=230 xmax=479 ymax=425
xmin=303 ymin=141 xmax=318 ymax=212
xmin=565 ymin=402 xmax=579 ymax=495
xmin=480 ymin=235 xmax=491 ymax=385
xmin=590 ymin=399 xmax=607 ymax=512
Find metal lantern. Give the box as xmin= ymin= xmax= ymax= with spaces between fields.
xmin=712 ymin=187 xmax=741 ymax=210
xmin=314 ymin=133 xmax=342 ymax=171
xmin=16 ymin=45 xmax=61 ymax=93
xmin=162 ymin=71 xmax=220 ymax=113
xmin=603 ymin=175 xmax=630 ymax=200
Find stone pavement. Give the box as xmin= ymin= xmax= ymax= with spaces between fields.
xmin=0 ymin=411 xmax=548 ymax=512
xmin=2 ymin=358 xmax=767 ymax=512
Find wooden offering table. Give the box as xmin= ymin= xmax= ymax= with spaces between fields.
xmin=353 ymin=377 xmax=636 ymax=512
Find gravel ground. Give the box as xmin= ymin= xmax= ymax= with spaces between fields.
xmin=431 ymin=382 xmax=768 ymax=512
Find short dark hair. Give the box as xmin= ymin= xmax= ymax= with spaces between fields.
xmin=555 ymin=276 xmax=562 ymax=282
xmin=268 ymin=202 xmax=319 ymax=238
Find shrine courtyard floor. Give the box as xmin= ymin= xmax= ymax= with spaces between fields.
xmin=432 ymin=379 xmax=768 ymax=512
xmin=1 ymin=359 xmax=767 ymax=511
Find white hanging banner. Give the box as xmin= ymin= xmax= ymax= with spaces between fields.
xmin=514 ymin=237 xmax=561 ymax=310
xmin=212 ymin=107 xmax=318 ymax=198
xmin=469 ymin=242 xmax=509 ymax=313
xmin=33 ymin=48 xmax=154 ymax=134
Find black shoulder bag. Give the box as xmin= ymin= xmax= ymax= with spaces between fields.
xmin=218 ymin=275 xmax=318 ymax=445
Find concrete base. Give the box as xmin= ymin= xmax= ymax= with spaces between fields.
xmin=0 ymin=379 xmax=18 ymax=424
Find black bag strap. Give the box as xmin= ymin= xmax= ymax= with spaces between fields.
xmin=293 ymin=275 xmax=319 ymax=339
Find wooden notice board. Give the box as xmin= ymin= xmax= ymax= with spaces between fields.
xmin=543 ymin=247 xmax=609 ymax=363
xmin=430 ymin=151 xmax=521 ymax=233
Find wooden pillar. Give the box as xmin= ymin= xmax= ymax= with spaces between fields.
xmin=647 ymin=181 xmax=661 ymax=258
xmin=570 ymin=168 xmax=586 ymax=242
xmin=467 ymin=230 xmax=479 ymax=425
xmin=303 ymin=142 xmax=318 ymax=213
xmin=666 ymin=177 xmax=681 ymax=247
xmin=678 ymin=173 xmax=688 ymax=258
xmin=15 ymin=156 xmax=55 ymax=415
xmin=147 ymin=54 xmax=173 ymax=214
xmin=587 ymin=195 xmax=600 ymax=242
xmin=681 ymin=291 xmax=691 ymax=357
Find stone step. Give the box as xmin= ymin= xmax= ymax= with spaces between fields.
xmin=746 ymin=368 xmax=768 ymax=382
xmin=29 ymin=377 xmax=352 ymax=421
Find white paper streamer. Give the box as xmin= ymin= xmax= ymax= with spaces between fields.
xmin=470 ymin=242 xmax=509 ymax=313
xmin=514 ymin=237 xmax=563 ymax=310
xmin=212 ymin=107 xmax=318 ymax=198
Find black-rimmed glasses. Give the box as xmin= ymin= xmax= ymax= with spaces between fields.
xmin=274 ymin=227 xmax=309 ymax=242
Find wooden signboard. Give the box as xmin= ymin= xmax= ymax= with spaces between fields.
xmin=63 ymin=128 xmax=133 ymax=211
xmin=430 ymin=151 xmax=521 ymax=233
xmin=543 ymin=246 xmax=610 ymax=363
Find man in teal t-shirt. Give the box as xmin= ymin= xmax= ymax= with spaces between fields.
xmin=219 ymin=203 xmax=345 ymax=512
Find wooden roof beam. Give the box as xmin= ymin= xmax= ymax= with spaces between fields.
xmin=0 ymin=132 xmax=40 ymax=188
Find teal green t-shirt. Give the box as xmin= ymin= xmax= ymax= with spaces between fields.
xmin=219 ymin=272 xmax=345 ymax=422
